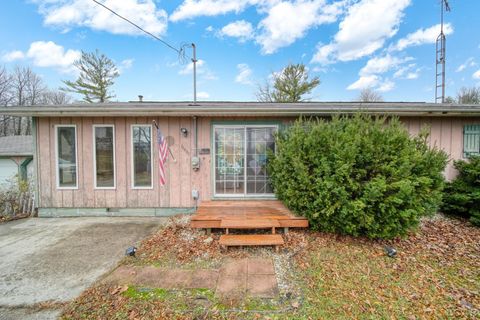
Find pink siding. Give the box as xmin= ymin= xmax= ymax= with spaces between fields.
xmin=36 ymin=116 xmax=480 ymax=208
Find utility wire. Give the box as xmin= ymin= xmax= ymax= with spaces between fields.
xmin=90 ymin=0 xmax=184 ymax=56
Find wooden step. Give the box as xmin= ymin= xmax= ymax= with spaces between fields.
xmin=219 ymin=234 xmax=284 ymax=248
xmin=220 ymin=219 xmax=280 ymax=229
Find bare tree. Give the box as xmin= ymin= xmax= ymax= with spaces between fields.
xmin=456 ymin=86 xmax=480 ymax=104
xmin=0 ymin=66 xmax=13 ymax=136
xmin=10 ymin=66 xmax=46 ymax=135
xmin=42 ymin=89 xmax=72 ymax=105
xmin=256 ymin=63 xmax=320 ymax=102
xmin=357 ymin=88 xmax=384 ymax=102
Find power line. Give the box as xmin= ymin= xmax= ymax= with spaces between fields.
xmin=90 ymin=0 xmax=183 ymax=56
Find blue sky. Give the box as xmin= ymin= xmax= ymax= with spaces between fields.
xmin=1 ymin=0 xmax=479 ymax=102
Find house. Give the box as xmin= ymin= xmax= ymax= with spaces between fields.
xmin=0 ymin=135 xmax=33 ymax=184
xmin=0 ymin=101 xmax=479 ymax=217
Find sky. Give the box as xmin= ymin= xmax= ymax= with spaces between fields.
xmin=1 ymin=0 xmax=480 ymax=103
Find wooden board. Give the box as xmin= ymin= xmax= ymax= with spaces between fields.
xmin=220 ymin=219 xmax=280 ymax=229
xmin=219 ymin=234 xmax=284 ymax=246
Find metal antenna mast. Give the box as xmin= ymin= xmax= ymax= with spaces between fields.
xmin=435 ymin=0 xmax=451 ymax=103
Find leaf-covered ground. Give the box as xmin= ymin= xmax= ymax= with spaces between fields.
xmin=61 ymin=215 xmax=480 ymax=319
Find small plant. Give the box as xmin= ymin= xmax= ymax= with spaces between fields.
xmin=268 ymin=114 xmax=448 ymax=239
xmin=0 ymin=175 xmax=33 ymax=220
xmin=442 ymin=156 xmax=480 ymax=226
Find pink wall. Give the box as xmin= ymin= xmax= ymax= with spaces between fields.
xmin=36 ymin=116 xmax=480 ymax=208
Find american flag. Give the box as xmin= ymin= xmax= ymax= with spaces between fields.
xmin=157 ymin=127 xmax=168 ymax=186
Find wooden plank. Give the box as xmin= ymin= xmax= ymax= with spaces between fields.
xmin=180 ymin=116 xmax=192 ymax=207
xmin=73 ymin=117 xmax=84 ymax=207
xmin=219 ymin=234 xmax=284 ymax=246
xmin=190 ymin=220 xmax=220 ymax=228
xmin=61 ymin=117 xmax=74 ymax=208
xmin=115 ymin=117 xmax=127 ymax=207
xmin=92 ymin=117 xmax=106 ymax=208
xmin=38 ymin=118 xmax=51 ymax=207
xmin=126 ymin=117 xmax=137 ymax=207
xmin=103 ymin=116 xmax=117 ymax=208
xmin=220 ymin=219 xmax=280 ymax=229
xmin=50 ymin=117 xmax=61 ymax=207
xmin=83 ymin=117 xmax=95 ymax=207
xmin=158 ymin=116 xmax=169 ymax=207
xmin=169 ymin=117 xmax=181 ymax=207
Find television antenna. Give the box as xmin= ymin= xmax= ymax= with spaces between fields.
xmin=435 ymin=0 xmax=451 ymax=103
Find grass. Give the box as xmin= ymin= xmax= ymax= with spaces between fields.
xmin=61 ymin=215 xmax=480 ymax=319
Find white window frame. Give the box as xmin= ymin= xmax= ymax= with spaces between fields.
xmin=93 ymin=124 xmax=116 ymax=190
xmin=55 ymin=124 xmax=78 ymax=190
xmin=131 ymin=124 xmax=154 ymax=189
xmin=213 ymin=124 xmax=278 ymax=198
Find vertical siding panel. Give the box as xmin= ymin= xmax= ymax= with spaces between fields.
xmin=180 ymin=116 xmax=192 ymax=207
xmin=430 ymin=118 xmax=442 ymax=149
xmin=103 ymin=116 xmax=117 ymax=208
xmin=169 ymin=117 xmax=181 ymax=207
xmin=92 ymin=118 xmax=106 ymax=208
xmin=440 ymin=118 xmax=453 ymax=179
xmin=38 ymin=118 xmax=51 ymax=207
xmin=408 ymin=117 xmax=420 ymax=137
xmin=73 ymin=117 xmax=84 ymax=207
xmin=192 ymin=117 xmax=205 ymax=204
xmin=449 ymin=118 xmax=464 ymax=180
xmin=115 ymin=117 xmax=127 ymax=208
xmin=61 ymin=117 xmax=74 ymax=208
xmin=49 ymin=117 xmax=62 ymax=207
xmin=126 ymin=117 xmax=137 ymax=207
xmin=83 ymin=118 xmax=95 ymax=207
xmin=158 ymin=116 xmax=169 ymax=207
xmin=201 ymin=117 xmax=212 ymax=201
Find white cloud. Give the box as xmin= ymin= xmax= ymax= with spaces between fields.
xmin=377 ymin=79 xmax=394 ymax=92
xmin=197 ymin=91 xmax=210 ymax=99
xmin=473 ymin=70 xmax=480 ymax=80
xmin=405 ymin=72 xmax=419 ymax=80
xmin=347 ymin=75 xmax=379 ymax=90
xmin=178 ymin=59 xmax=217 ymax=80
xmin=118 ymin=58 xmax=134 ymax=73
xmin=390 ymin=23 xmax=453 ymax=51
xmin=33 ymin=0 xmax=168 ymax=36
xmin=235 ymin=63 xmax=253 ymax=85
xmin=312 ymin=0 xmax=411 ymax=64
xmin=8 ymin=41 xmax=81 ymax=73
xmin=170 ymin=0 xmax=257 ymax=22
xmin=205 ymin=25 xmax=214 ymax=32
xmin=2 ymin=50 xmax=25 ymax=62
xmin=219 ymin=20 xmax=254 ymax=42
xmin=456 ymin=57 xmax=477 ymax=73
xmin=257 ymin=0 xmax=346 ymax=54
xmin=359 ymin=54 xmax=408 ymax=76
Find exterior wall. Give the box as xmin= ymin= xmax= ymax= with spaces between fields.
xmin=36 ymin=115 xmax=480 ymax=211
xmin=37 ymin=116 xmax=206 ymax=210
xmin=401 ymin=117 xmax=480 ymax=181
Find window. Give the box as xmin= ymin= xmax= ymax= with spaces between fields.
xmin=464 ymin=125 xmax=480 ymax=157
xmin=94 ymin=125 xmax=115 ymax=188
xmin=56 ymin=125 xmax=77 ymax=188
xmin=131 ymin=125 xmax=153 ymax=188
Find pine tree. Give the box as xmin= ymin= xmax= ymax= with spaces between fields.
xmin=62 ymin=50 xmax=119 ymax=103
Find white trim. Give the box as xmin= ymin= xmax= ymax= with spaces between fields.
xmin=93 ymin=124 xmax=116 ymax=190
xmin=130 ymin=124 xmax=154 ymax=189
xmin=54 ymin=124 xmax=78 ymax=190
xmin=212 ymin=124 xmax=278 ymax=198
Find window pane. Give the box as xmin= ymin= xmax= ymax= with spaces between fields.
xmin=57 ymin=126 xmax=77 ymax=187
xmin=95 ymin=126 xmax=115 ymax=187
xmin=132 ymin=126 xmax=152 ymax=187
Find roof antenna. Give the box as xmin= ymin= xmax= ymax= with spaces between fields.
xmin=435 ymin=0 xmax=451 ymax=103
xmin=180 ymin=43 xmax=198 ymax=105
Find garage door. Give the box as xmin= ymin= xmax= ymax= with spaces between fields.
xmin=0 ymin=158 xmax=18 ymax=184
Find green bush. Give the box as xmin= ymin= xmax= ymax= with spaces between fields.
xmin=442 ymin=156 xmax=480 ymax=226
xmin=268 ymin=115 xmax=448 ymax=239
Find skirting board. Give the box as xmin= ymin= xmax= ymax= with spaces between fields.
xmin=38 ymin=207 xmax=195 ymax=217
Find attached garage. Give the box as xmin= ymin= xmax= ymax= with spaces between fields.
xmin=0 ymin=136 xmax=33 ymax=185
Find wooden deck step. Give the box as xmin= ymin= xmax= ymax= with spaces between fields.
xmin=220 ymin=219 xmax=280 ymax=229
xmin=219 ymin=234 xmax=284 ymax=247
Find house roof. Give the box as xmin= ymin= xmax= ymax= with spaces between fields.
xmin=0 ymin=101 xmax=480 ymax=117
xmin=0 ymin=135 xmax=33 ymax=156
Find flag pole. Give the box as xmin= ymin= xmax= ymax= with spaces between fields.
xmin=152 ymin=120 xmax=176 ymax=162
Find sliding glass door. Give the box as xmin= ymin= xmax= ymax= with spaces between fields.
xmin=214 ymin=125 xmax=276 ymax=197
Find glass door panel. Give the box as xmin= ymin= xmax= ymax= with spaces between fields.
xmin=214 ymin=125 xmax=276 ymax=197
xmin=214 ymin=127 xmax=244 ymax=195
xmin=246 ymin=127 xmax=275 ymax=195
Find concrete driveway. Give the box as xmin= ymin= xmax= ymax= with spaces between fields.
xmin=0 ymin=217 xmax=166 ymax=320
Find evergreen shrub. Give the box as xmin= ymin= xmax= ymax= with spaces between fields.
xmin=268 ymin=115 xmax=448 ymax=239
xmin=442 ymin=156 xmax=480 ymax=226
